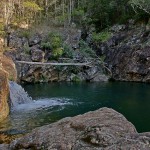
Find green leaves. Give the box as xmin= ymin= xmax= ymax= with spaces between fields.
xmin=23 ymin=1 xmax=43 ymax=12
xmin=92 ymin=31 xmax=112 ymax=42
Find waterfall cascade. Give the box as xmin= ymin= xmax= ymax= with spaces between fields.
xmin=9 ymin=81 xmax=32 ymax=108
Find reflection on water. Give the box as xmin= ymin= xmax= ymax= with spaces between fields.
xmin=0 ymin=82 xmax=150 ymax=135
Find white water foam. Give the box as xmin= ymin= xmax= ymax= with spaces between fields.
xmin=12 ymin=98 xmax=72 ymax=112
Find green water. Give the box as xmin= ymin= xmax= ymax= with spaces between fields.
xmin=0 ymin=82 xmax=150 ymax=134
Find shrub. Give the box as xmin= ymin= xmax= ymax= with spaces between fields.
xmin=62 ymin=44 xmax=73 ymax=58
xmin=23 ymin=45 xmax=30 ymax=54
xmin=41 ymin=42 xmax=51 ymax=50
xmin=51 ymin=36 xmax=62 ymax=49
xmin=18 ymin=30 xmax=31 ymax=39
xmin=79 ymin=40 xmax=97 ymax=58
xmin=92 ymin=31 xmax=112 ymax=42
xmin=72 ymin=75 xmax=81 ymax=82
xmin=52 ymin=47 xmax=63 ymax=59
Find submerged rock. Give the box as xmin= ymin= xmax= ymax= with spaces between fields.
xmin=1 ymin=108 xmax=150 ymax=149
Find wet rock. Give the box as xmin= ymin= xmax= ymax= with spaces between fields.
xmin=91 ymin=74 xmax=109 ymax=82
xmin=1 ymin=108 xmax=150 ymax=149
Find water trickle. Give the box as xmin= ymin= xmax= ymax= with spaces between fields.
xmin=9 ymin=81 xmax=32 ymax=108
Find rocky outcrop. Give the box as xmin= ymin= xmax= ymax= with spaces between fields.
xmin=0 ymin=55 xmax=17 ymax=122
xmin=97 ymin=23 xmax=150 ymax=82
xmin=4 ymin=27 xmax=110 ymax=83
xmin=1 ymin=108 xmax=150 ymax=149
xmin=0 ymin=68 xmax=9 ymax=122
xmin=0 ymin=55 xmax=17 ymax=81
xmin=106 ymin=45 xmax=150 ymax=82
xmin=16 ymin=63 xmax=109 ymax=83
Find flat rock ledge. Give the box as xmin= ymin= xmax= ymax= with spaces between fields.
xmin=1 ymin=108 xmax=150 ymax=150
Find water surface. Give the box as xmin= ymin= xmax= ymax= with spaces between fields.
xmin=0 ymin=82 xmax=150 ymax=134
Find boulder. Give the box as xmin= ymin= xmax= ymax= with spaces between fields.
xmin=31 ymin=47 xmax=45 ymax=62
xmin=0 ymin=68 xmax=9 ymax=122
xmin=0 ymin=55 xmax=17 ymax=81
xmin=1 ymin=108 xmax=150 ymax=149
xmin=0 ymin=54 xmax=17 ymax=122
xmin=110 ymin=24 xmax=126 ymax=32
xmin=29 ymin=34 xmax=41 ymax=47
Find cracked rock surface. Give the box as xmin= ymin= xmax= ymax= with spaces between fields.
xmin=0 ymin=108 xmax=150 ymax=150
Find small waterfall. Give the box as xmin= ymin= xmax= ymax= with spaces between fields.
xmin=9 ymin=81 xmax=32 ymax=108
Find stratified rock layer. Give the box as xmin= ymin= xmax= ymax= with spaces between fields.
xmin=1 ymin=108 xmax=150 ymax=149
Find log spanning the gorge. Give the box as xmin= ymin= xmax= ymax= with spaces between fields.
xmin=16 ymin=61 xmax=92 ymax=67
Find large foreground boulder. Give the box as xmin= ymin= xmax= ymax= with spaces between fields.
xmin=1 ymin=108 xmax=150 ymax=149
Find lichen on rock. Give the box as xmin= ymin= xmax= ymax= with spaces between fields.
xmin=1 ymin=108 xmax=150 ymax=149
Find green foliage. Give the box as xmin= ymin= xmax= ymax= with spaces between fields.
xmin=46 ymin=32 xmax=62 ymax=49
xmin=23 ymin=1 xmax=43 ymax=12
xmin=41 ymin=42 xmax=51 ymax=50
xmin=63 ymin=44 xmax=73 ymax=58
xmin=92 ymin=31 xmax=112 ymax=42
xmin=0 ymin=24 xmax=5 ymax=37
xmin=51 ymin=36 xmax=62 ymax=49
xmin=79 ymin=40 xmax=97 ymax=58
xmin=23 ymin=45 xmax=30 ymax=54
xmin=0 ymin=31 xmax=5 ymax=37
xmin=72 ymin=75 xmax=81 ymax=82
xmin=18 ymin=30 xmax=31 ymax=39
xmin=52 ymin=47 xmax=63 ymax=59
xmin=42 ymin=32 xmax=64 ymax=59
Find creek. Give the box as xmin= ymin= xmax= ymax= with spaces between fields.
xmin=0 ymin=82 xmax=150 ymax=136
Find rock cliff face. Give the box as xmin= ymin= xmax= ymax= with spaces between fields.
xmin=104 ymin=25 xmax=150 ymax=82
xmin=1 ymin=108 xmax=150 ymax=150
xmin=4 ymin=27 xmax=110 ymax=83
xmin=16 ymin=63 xmax=109 ymax=83
xmin=0 ymin=55 xmax=17 ymax=122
